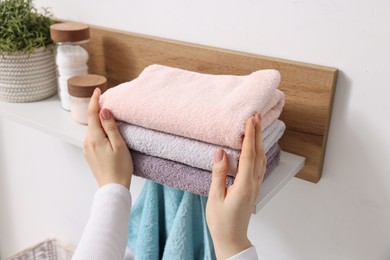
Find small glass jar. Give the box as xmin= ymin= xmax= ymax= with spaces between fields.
xmin=68 ymin=74 xmax=108 ymax=125
xmin=50 ymin=22 xmax=90 ymax=111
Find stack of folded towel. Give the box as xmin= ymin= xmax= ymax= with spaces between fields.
xmin=100 ymin=64 xmax=286 ymax=196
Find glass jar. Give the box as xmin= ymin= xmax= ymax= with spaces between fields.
xmin=50 ymin=22 xmax=90 ymax=111
xmin=67 ymin=74 xmax=108 ymax=125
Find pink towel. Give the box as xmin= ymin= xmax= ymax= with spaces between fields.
xmin=117 ymin=119 xmax=285 ymax=176
xmin=100 ymin=64 xmax=282 ymax=149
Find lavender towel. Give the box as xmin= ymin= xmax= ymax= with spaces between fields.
xmin=263 ymin=144 xmax=281 ymax=180
xmin=118 ymin=120 xmax=285 ymax=177
xmin=132 ymin=144 xmax=281 ymax=196
xmin=100 ymin=64 xmax=283 ymax=149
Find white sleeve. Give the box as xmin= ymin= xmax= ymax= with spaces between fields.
xmin=227 ymin=246 xmax=258 ymax=260
xmin=72 ymin=183 xmax=132 ymax=260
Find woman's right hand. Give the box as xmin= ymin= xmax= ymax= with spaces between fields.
xmin=83 ymin=88 xmax=134 ymax=189
xmin=206 ymin=114 xmax=266 ymax=259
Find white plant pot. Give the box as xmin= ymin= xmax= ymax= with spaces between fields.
xmin=0 ymin=47 xmax=57 ymax=102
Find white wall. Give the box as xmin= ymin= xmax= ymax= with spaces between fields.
xmin=1 ymin=0 xmax=390 ymax=259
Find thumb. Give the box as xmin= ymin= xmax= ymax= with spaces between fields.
xmin=209 ymin=148 xmax=229 ymax=199
xmin=99 ymin=108 xmax=123 ymax=148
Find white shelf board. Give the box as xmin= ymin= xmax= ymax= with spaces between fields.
xmin=0 ymin=95 xmax=86 ymax=147
xmin=0 ymin=95 xmax=305 ymax=212
xmin=254 ymin=151 xmax=304 ymax=213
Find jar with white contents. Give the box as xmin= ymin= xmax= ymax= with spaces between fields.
xmin=50 ymin=22 xmax=90 ymax=110
xmin=68 ymin=74 xmax=107 ymax=125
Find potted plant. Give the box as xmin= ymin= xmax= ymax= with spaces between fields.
xmin=0 ymin=0 xmax=57 ymax=102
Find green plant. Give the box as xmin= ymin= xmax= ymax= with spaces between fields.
xmin=0 ymin=0 xmax=53 ymax=55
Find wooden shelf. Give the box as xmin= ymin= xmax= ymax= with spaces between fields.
xmin=0 ymin=96 xmax=305 ymax=213
xmin=87 ymin=23 xmax=335 ymax=183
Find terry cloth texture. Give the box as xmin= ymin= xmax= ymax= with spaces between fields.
xmin=118 ymin=120 xmax=285 ymax=177
xmin=127 ymin=181 xmax=216 ymax=260
xmin=131 ymin=143 xmax=281 ymax=196
xmin=263 ymin=144 xmax=281 ymax=179
xmin=100 ymin=64 xmax=283 ymax=149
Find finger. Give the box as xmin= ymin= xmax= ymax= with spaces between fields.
xmin=235 ymin=116 xmax=256 ymax=186
xmin=86 ymin=88 xmax=106 ymax=140
xmin=209 ymin=148 xmax=229 ymax=200
xmin=99 ymin=108 xmax=126 ymax=150
xmin=254 ymin=113 xmax=266 ymax=181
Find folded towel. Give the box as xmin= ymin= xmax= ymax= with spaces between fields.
xmin=131 ymin=144 xmax=281 ymax=196
xmin=265 ymin=142 xmax=281 ymax=164
xmin=263 ymin=144 xmax=281 ymax=179
xmin=131 ymin=151 xmax=228 ymax=196
xmin=100 ymin=64 xmax=282 ymax=149
xmin=127 ymin=181 xmax=216 ymax=260
xmin=118 ymin=120 xmax=285 ymax=176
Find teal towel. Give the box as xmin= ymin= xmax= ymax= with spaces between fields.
xmin=127 ymin=181 xmax=216 ymax=260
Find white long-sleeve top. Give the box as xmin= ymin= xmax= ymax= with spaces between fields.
xmin=72 ymin=184 xmax=258 ymax=260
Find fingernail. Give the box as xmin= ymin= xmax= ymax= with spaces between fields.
xmin=251 ymin=116 xmax=256 ymax=127
xmin=214 ymin=148 xmax=223 ymax=162
xmin=255 ymin=113 xmax=260 ymax=127
xmin=101 ymin=108 xmax=112 ymax=120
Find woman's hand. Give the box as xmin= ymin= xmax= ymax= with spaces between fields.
xmin=83 ymin=88 xmax=134 ymax=189
xmin=206 ymin=114 xmax=266 ymax=259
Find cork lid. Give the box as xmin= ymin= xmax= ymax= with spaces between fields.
xmin=50 ymin=22 xmax=90 ymax=43
xmin=68 ymin=74 xmax=108 ymax=98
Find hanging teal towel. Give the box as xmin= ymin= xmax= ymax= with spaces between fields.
xmin=127 ymin=181 xmax=216 ymax=260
